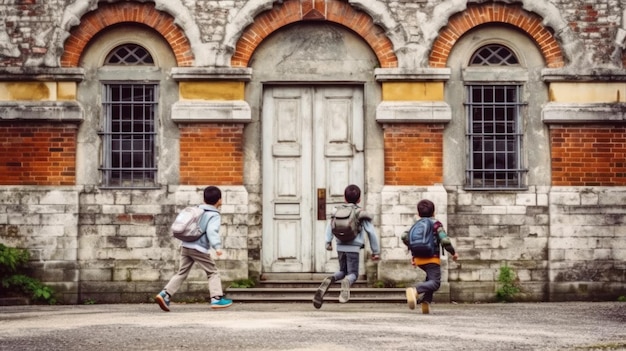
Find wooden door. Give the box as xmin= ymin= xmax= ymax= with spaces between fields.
xmin=262 ymin=86 xmax=364 ymax=273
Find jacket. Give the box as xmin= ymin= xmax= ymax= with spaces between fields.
xmin=401 ymin=217 xmax=455 ymax=266
xmin=325 ymin=205 xmax=380 ymax=255
xmin=181 ymin=204 xmax=222 ymax=254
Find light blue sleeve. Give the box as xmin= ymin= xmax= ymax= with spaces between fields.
xmin=325 ymin=220 xmax=333 ymax=244
xmin=204 ymin=213 xmax=222 ymax=250
xmin=361 ymin=220 xmax=380 ymax=255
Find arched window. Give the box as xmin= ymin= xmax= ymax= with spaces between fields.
xmin=465 ymin=44 xmax=526 ymax=189
xmin=105 ymin=44 xmax=155 ymax=65
xmin=469 ymin=44 xmax=519 ymax=66
xmin=100 ymin=43 xmax=158 ymax=188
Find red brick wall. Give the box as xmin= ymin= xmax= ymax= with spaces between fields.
xmin=429 ymin=3 xmax=565 ymax=68
xmin=0 ymin=123 xmax=76 ymax=185
xmin=383 ymin=124 xmax=443 ymax=185
xmin=179 ymin=124 xmax=244 ymax=185
xmin=231 ymin=0 xmax=397 ymax=68
xmin=551 ymin=125 xmax=626 ymax=186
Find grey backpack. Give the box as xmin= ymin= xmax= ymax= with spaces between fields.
xmin=330 ymin=204 xmax=361 ymax=242
xmin=170 ymin=206 xmax=215 ymax=242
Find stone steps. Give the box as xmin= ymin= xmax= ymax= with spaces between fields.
xmin=225 ymin=273 xmax=406 ymax=303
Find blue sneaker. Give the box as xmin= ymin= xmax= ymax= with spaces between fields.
xmin=155 ymin=291 xmax=170 ymax=312
xmin=211 ymin=296 xmax=233 ymax=309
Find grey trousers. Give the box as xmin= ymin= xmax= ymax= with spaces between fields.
xmin=164 ymin=247 xmax=224 ymax=298
xmin=416 ymin=263 xmax=441 ymax=303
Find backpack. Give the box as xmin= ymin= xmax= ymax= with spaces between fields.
xmin=170 ymin=206 xmax=213 ymax=242
xmin=330 ymin=204 xmax=361 ymax=242
xmin=407 ymin=218 xmax=438 ymax=257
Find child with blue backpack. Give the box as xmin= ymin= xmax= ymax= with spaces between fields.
xmin=402 ymin=199 xmax=458 ymax=314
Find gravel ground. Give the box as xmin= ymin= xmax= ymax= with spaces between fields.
xmin=0 ymin=302 xmax=624 ymax=351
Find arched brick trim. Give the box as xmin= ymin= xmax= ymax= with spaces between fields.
xmin=60 ymin=2 xmax=193 ymax=67
xmin=230 ymin=0 xmax=398 ymax=68
xmin=429 ymin=3 xmax=565 ymax=68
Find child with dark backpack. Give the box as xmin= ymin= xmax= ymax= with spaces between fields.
xmin=313 ymin=184 xmax=380 ymax=309
xmin=155 ymin=186 xmax=233 ymax=311
xmin=402 ymin=199 xmax=458 ymax=314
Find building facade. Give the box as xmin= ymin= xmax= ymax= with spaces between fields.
xmin=0 ymin=0 xmax=624 ymax=304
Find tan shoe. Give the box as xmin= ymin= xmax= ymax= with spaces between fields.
xmin=405 ymin=287 xmax=417 ymax=310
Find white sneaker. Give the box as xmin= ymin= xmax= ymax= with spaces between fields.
xmin=339 ymin=278 xmax=350 ymax=303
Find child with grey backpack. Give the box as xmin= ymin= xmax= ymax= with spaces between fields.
xmin=313 ymin=184 xmax=380 ymax=309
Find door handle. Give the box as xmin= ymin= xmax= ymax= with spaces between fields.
xmin=317 ymin=188 xmax=326 ymax=220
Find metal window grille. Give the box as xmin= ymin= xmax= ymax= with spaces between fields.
xmin=105 ymin=44 xmax=154 ymax=65
xmin=465 ymin=85 xmax=526 ymax=189
xmin=100 ymin=83 xmax=158 ymax=188
xmin=470 ymin=45 xmax=519 ymax=66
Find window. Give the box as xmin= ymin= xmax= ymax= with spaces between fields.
xmin=100 ymin=44 xmax=158 ymax=188
xmin=465 ymin=45 xmax=526 ymax=189
xmin=105 ymin=44 xmax=154 ymax=65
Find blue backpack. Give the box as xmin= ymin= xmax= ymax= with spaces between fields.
xmin=408 ymin=218 xmax=438 ymax=257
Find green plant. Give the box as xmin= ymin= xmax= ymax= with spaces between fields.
xmin=496 ymin=264 xmax=520 ymax=302
xmin=618 ymin=295 xmax=626 ymax=302
xmin=0 ymin=244 xmax=29 ymax=274
xmin=229 ymin=278 xmax=256 ymax=288
xmin=0 ymin=244 xmax=56 ymax=304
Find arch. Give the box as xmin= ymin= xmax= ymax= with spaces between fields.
xmin=60 ymin=2 xmax=193 ymax=67
xmin=429 ymin=3 xmax=565 ymax=68
xmin=230 ymin=0 xmax=398 ymax=68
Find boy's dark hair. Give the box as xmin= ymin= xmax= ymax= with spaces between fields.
xmin=344 ymin=184 xmax=361 ymax=204
xmin=417 ymin=199 xmax=435 ymax=218
xmin=204 ymin=186 xmax=222 ymax=205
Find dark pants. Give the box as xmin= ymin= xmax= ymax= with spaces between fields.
xmin=332 ymin=251 xmax=359 ymax=285
xmin=416 ymin=263 xmax=441 ymax=303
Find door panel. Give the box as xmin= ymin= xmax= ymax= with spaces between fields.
xmin=315 ymin=87 xmax=364 ymax=273
xmin=262 ymin=85 xmax=363 ymax=273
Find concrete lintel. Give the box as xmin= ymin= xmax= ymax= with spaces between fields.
xmin=0 ymin=67 xmax=84 ymax=82
xmin=376 ymin=101 xmax=451 ymax=123
xmin=542 ymin=102 xmax=626 ymax=123
xmin=463 ymin=67 xmax=528 ymax=83
xmin=171 ymin=100 xmax=251 ymax=123
xmin=171 ymin=67 xmax=252 ymax=81
xmin=0 ymin=101 xmax=83 ymax=122
xmin=542 ymin=68 xmax=626 ymax=82
xmin=375 ymin=67 xmax=451 ymax=82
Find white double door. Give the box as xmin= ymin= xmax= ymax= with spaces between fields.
xmin=262 ymin=85 xmax=364 ymax=273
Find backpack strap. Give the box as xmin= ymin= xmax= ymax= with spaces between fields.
xmin=357 ymin=209 xmax=371 ymax=222
xmin=198 ymin=207 xmax=219 ymax=234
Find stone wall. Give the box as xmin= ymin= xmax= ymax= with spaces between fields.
xmin=0 ymin=185 xmax=249 ymax=304
xmin=548 ymin=187 xmax=626 ymax=301
xmin=375 ymin=185 xmax=625 ymax=302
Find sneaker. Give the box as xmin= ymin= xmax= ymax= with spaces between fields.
xmin=405 ymin=287 xmax=417 ymax=310
xmin=339 ymin=278 xmax=350 ymax=303
xmin=211 ymin=296 xmax=233 ymax=309
xmin=313 ymin=277 xmax=333 ymax=309
xmin=155 ymin=291 xmax=170 ymax=312
xmin=417 ymin=291 xmax=425 ymax=304
xmin=421 ymin=301 xmax=430 ymax=314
